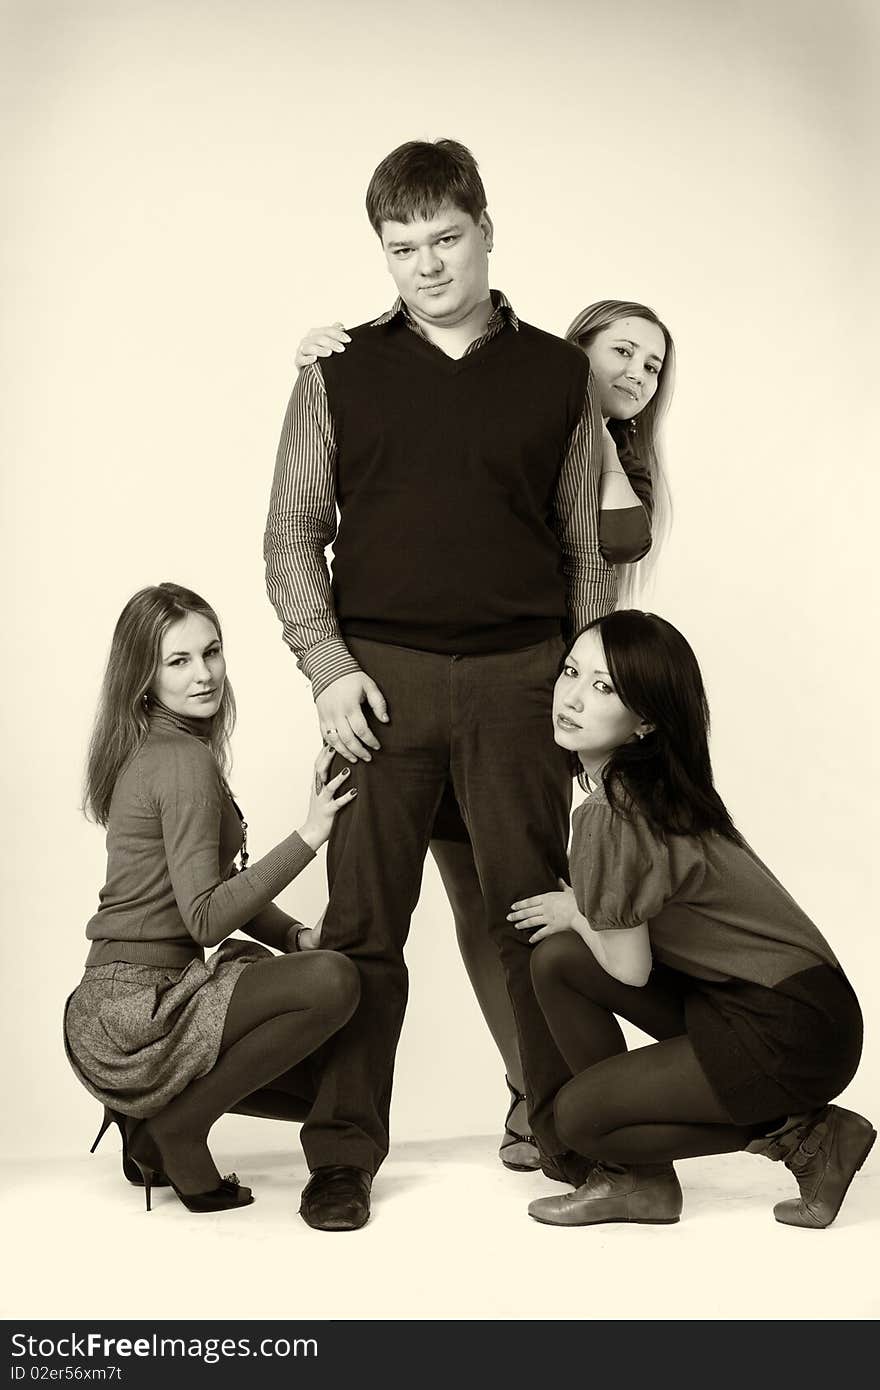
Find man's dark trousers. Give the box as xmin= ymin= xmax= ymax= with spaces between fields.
xmin=300 ymin=633 xmax=574 ymax=1176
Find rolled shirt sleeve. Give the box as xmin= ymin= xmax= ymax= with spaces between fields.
xmin=552 ymin=372 xmax=617 ymax=637
xmin=264 ymin=363 xmax=362 ymax=696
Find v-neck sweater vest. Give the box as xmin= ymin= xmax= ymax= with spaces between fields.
xmin=320 ymin=316 xmax=587 ymax=654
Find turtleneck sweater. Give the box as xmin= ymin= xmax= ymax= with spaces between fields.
xmin=84 ymin=704 xmax=314 ymax=967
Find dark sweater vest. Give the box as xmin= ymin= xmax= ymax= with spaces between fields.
xmin=320 ymin=315 xmax=588 ymax=654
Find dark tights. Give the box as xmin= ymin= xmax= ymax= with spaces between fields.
xmin=144 ymin=951 xmax=359 ymax=1193
xmin=531 ymin=935 xmax=761 ymax=1166
xmin=228 ymin=1071 xmax=313 ymax=1124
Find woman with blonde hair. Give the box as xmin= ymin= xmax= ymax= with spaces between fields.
xmin=65 ymin=582 xmax=360 ymax=1216
xmin=564 ymin=299 xmax=674 ymax=601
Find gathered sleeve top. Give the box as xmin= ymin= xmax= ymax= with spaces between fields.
xmin=85 ymin=710 xmax=314 ymax=968
xmin=568 ymin=782 xmax=839 ymax=988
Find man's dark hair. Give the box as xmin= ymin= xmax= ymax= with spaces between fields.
xmin=365 ymin=139 xmax=487 ymax=236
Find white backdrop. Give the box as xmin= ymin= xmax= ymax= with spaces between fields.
xmin=1 ymin=0 xmax=877 ymax=1162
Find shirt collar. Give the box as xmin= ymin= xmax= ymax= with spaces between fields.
xmin=371 ymin=289 xmax=519 ymax=332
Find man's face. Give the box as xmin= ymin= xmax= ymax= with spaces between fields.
xmin=379 ymin=201 xmax=493 ymax=327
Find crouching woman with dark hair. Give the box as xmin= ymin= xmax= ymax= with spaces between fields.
xmin=65 ymin=583 xmax=360 ymax=1215
xmin=508 ymin=611 xmax=874 ymax=1228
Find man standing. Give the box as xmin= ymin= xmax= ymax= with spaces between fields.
xmin=265 ymin=139 xmax=614 ymax=1229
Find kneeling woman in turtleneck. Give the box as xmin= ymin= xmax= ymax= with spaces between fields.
xmin=64 ymin=582 xmax=359 ymax=1215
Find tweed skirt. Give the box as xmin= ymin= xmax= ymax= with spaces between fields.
xmin=63 ymin=938 xmax=272 ymax=1118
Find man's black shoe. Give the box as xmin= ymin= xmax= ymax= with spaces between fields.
xmin=299 ymin=1165 xmax=372 ymax=1231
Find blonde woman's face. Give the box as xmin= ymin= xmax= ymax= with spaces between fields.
xmin=585 ymin=316 xmax=666 ymax=420
xmin=150 ymin=612 xmax=226 ymax=720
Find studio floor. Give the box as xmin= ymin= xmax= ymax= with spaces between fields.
xmin=2 ymin=1121 xmax=878 ymax=1322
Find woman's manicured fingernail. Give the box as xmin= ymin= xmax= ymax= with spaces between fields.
xmin=342 ymin=768 xmax=350 ymax=776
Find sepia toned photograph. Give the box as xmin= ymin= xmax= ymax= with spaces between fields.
xmin=1 ymin=0 xmax=877 ymax=1347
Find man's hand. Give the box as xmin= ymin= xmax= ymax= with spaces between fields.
xmin=316 ymin=671 xmax=389 ymax=763
xmin=507 ymin=879 xmax=580 ymax=944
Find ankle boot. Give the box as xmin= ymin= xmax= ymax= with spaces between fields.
xmin=528 ymin=1161 xmax=683 ymax=1227
xmin=538 ymin=1148 xmax=594 ymax=1187
xmin=747 ymin=1105 xmax=876 ymax=1228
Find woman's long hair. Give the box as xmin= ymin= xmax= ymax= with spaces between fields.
xmin=83 ymin=583 xmax=236 ymax=825
xmin=580 ymin=610 xmax=740 ymax=843
xmin=565 ymin=300 xmax=675 ymax=605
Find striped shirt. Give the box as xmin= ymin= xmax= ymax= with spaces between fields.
xmin=264 ymin=291 xmax=616 ymax=697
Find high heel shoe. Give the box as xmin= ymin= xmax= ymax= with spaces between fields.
xmin=127 ymin=1121 xmax=254 ymax=1214
xmin=499 ymin=1076 xmax=542 ymax=1172
xmin=90 ymin=1107 xmax=170 ymax=1188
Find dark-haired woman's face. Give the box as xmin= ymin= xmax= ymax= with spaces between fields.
xmin=585 ymin=316 xmax=666 ymax=421
xmin=552 ymin=628 xmax=650 ymax=767
xmin=150 ymin=612 xmax=226 ymax=720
